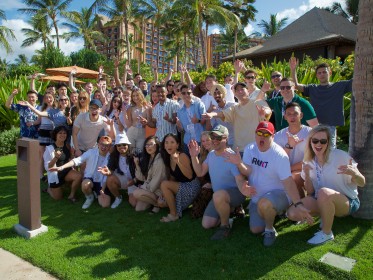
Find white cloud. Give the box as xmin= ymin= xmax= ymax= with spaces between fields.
xmin=0 ymin=0 xmax=26 ymax=11
xmin=0 ymin=18 xmax=83 ymax=63
xmin=244 ymin=23 xmax=255 ymax=36
xmin=210 ymin=28 xmax=220 ymax=35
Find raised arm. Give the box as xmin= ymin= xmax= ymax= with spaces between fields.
xmin=113 ymin=58 xmax=122 ymax=87
xmin=29 ymin=73 xmax=38 ymax=92
xmin=233 ymin=59 xmax=245 ymax=84
xmin=18 ymin=100 xmax=48 ymax=117
xmin=68 ymin=68 xmax=78 ymax=92
xmin=289 ymin=57 xmax=304 ymax=92
xmin=189 ymin=140 xmax=209 ymax=177
xmin=165 ymin=67 xmax=173 ymax=83
xmin=5 ymin=89 xmax=18 ymax=109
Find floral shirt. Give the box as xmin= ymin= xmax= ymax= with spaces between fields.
xmin=11 ymin=104 xmax=39 ymax=138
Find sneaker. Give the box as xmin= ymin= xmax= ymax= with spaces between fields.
xmin=307 ymin=231 xmax=334 ymax=245
xmin=262 ymin=229 xmax=278 ymax=247
xmin=111 ymin=196 xmax=123 ymax=209
xmin=82 ymin=194 xmax=95 ymax=209
xmin=210 ymin=225 xmax=230 ymax=240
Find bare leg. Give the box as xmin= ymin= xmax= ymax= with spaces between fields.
xmin=257 ymin=198 xmax=276 ymax=231
xmin=65 ymin=169 xmax=82 ymax=199
xmin=160 ymin=180 xmax=180 ymax=217
xmin=212 ymin=190 xmax=231 ymax=227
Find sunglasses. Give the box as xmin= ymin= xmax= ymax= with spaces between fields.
xmin=271 ymin=74 xmax=281 ymax=79
xmin=168 ymin=84 xmax=175 ymax=87
xmin=280 ymin=86 xmax=292 ymax=90
xmin=145 ymin=142 xmax=156 ymax=148
xmin=79 ymin=97 xmax=87 ymax=100
xmin=256 ymin=131 xmax=272 ymax=137
xmin=311 ymin=138 xmax=328 ymax=145
xmin=116 ymin=144 xmax=128 ymax=147
xmin=181 ymin=91 xmax=192 ymax=95
xmin=210 ymin=134 xmax=224 ymax=141
xmin=59 ymin=98 xmax=68 ymax=102
xmin=245 ymin=76 xmax=256 ymax=80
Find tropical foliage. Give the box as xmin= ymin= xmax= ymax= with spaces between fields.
xmin=254 ymin=13 xmax=288 ymax=37
xmin=0 ymin=9 xmax=16 ymax=54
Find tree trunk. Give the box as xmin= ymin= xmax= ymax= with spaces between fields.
xmin=233 ymin=27 xmax=238 ymax=62
xmin=52 ymin=17 xmax=59 ymax=49
xmin=198 ymin=15 xmax=207 ymax=67
xmin=183 ymin=32 xmax=187 ymax=65
xmin=350 ymin=0 xmax=373 ymax=219
xmin=156 ymin=26 xmax=160 ymax=72
xmin=123 ymin=3 xmax=131 ymax=62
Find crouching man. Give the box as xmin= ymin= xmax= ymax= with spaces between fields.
xmin=50 ymin=136 xmax=113 ymax=209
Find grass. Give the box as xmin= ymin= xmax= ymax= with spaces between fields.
xmin=0 ymin=154 xmax=372 ymax=280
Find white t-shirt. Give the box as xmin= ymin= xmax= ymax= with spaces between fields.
xmin=225 ymin=84 xmax=235 ymax=103
xmin=274 ymin=125 xmax=312 ymax=165
xmin=201 ymin=92 xmax=218 ymax=111
xmin=301 ymin=149 xmax=358 ymax=199
xmin=243 ymin=142 xmax=292 ymax=203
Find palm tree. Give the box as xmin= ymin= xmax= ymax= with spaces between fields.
xmin=21 ymin=13 xmax=53 ymax=49
xmin=257 ymin=13 xmax=288 ymax=38
xmin=61 ymin=8 xmax=104 ymax=50
xmin=215 ymin=27 xmax=252 ymax=54
xmin=223 ymin=0 xmax=257 ymax=62
xmin=325 ymin=0 xmax=359 ymax=24
xmin=350 ymin=0 xmax=372 ymax=219
xmin=0 ymin=9 xmax=16 ymax=54
xmin=19 ymin=0 xmax=72 ymax=48
xmin=14 ymin=54 xmax=29 ymax=65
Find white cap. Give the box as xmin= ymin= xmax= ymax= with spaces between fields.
xmin=115 ymin=133 xmax=131 ymax=145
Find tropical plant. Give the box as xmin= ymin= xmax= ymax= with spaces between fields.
xmin=14 ymin=54 xmax=29 ymax=66
xmin=19 ymin=0 xmax=73 ymax=48
xmin=0 ymin=9 xmax=16 ymax=54
xmin=30 ymin=42 xmax=71 ymax=70
xmin=324 ymin=0 xmax=359 ymax=24
xmin=21 ymin=13 xmax=53 ymax=49
xmin=70 ymin=48 xmax=107 ymax=70
xmin=350 ymin=0 xmax=372 ymax=219
xmin=256 ymin=13 xmax=288 ymax=38
xmin=223 ymin=0 xmax=257 ymax=61
xmin=215 ymin=27 xmax=252 ymax=55
xmin=61 ymin=7 xmax=105 ymax=49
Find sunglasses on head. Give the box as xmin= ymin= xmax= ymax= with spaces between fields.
xmin=256 ymin=131 xmax=271 ymax=137
xmin=245 ymin=76 xmax=256 ymax=80
xmin=280 ymin=86 xmax=292 ymax=90
xmin=210 ymin=134 xmax=224 ymax=141
xmin=271 ymin=74 xmax=281 ymax=79
xmin=311 ymin=138 xmax=328 ymax=145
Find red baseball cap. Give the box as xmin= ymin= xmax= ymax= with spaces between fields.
xmin=256 ymin=121 xmax=275 ymax=135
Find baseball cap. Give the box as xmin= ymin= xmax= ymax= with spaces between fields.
xmin=211 ymin=125 xmax=229 ymax=137
xmin=256 ymin=121 xmax=275 ymax=135
xmin=89 ymin=99 xmax=102 ymax=108
xmin=233 ymin=82 xmax=247 ymax=90
xmin=115 ymin=133 xmax=131 ymax=145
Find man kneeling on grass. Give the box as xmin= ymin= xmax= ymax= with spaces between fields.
xmin=226 ymin=121 xmax=313 ymax=246
xmin=50 ymin=136 xmax=113 ymax=209
xmin=189 ymin=125 xmax=247 ymax=240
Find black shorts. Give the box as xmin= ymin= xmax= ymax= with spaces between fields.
xmin=49 ymin=167 xmax=72 ymax=188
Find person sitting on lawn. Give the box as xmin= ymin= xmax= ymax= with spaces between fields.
xmin=97 ymin=134 xmax=137 ymax=209
xmin=286 ymin=125 xmax=365 ymax=245
xmin=189 ymin=125 xmax=247 ymax=240
xmin=49 ymin=136 xmax=113 ymax=209
xmin=44 ymin=126 xmax=82 ymax=202
xmin=226 ymin=121 xmax=313 ymax=246
xmin=132 ymin=135 xmax=167 ymax=212
xmin=159 ymin=133 xmax=200 ymax=222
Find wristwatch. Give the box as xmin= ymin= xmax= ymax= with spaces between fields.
xmin=285 ymin=143 xmax=293 ymax=149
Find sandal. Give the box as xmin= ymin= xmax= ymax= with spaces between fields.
xmin=68 ymin=197 xmax=78 ymax=204
xmin=160 ymin=214 xmax=179 ymax=223
xmin=149 ymin=207 xmax=160 ymax=214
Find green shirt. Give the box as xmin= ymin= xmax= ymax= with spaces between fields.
xmin=267 ymin=94 xmax=317 ymax=131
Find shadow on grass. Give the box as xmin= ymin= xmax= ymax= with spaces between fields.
xmin=1 ymin=154 xmax=372 ymax=279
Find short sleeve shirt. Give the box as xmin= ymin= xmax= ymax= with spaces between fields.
xmin=10 ymin=104 xmax=39 ymax=138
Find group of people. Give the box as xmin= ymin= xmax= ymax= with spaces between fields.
xmin=6 ymin=58 xmax=365 ymax=247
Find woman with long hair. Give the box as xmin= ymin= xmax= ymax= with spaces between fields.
xmin=287 ymin=125 xmax=365 ymax=245
xmin=145 ymin=89 xmax=158 ymax=138
xmin=105 ymin=95 xmax=123 ymax=134
xmin=70 ymin=91 xmax=90 ymax=124
xmin=125 ymin=88 xmax=150 ymax=153
xmin=98 ymin=134 xmax=137 ymax=209
xmin=132 ymin=135 xmax=167 ymax=212
xmin=160 ymin=133 xmax=200 ymax=222
xmin=44 ymin=126 xmax=82 ymax=201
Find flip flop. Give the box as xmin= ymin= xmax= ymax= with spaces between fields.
xmin=160 ymin=214 xmax=179 ymax=223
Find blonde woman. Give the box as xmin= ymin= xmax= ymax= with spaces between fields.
xmin=287 ymin=125 xmax=365 ymax=245
xmin=125 ymin=88 xmax=150 ymax=153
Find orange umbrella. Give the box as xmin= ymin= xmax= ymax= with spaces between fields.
xmin=39 ymin=75 xmax=85 ymax=85
xmin=46 ymin=66 xmax=106 ymax=79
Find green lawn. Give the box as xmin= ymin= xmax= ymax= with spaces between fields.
xmin=0 ymin=154 xmax=372 ymax=280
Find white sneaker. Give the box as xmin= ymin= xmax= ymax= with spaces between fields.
xmin=82 ymin=194 xmax=95 ymax=209
xmin=307 ymin=231 xmax=334 ymax=245
xmin=111 ymin=196 xmax=123 ymax=209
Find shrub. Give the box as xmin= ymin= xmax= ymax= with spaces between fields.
xmin=0 ymin=127 xmax=20 ymax=156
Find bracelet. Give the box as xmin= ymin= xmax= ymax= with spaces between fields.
xmin=294 ymin=201 xmax=304 ymax=207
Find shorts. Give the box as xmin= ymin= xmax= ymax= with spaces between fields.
xmin=348 ymin=197 xmax=360 ymax=214
xmin=83 ymin=177 xmax=111 ymax=196
xmin=49 ymin=168 xmax=72 ymax=188
xmin=114 ymin=170 xmax=137 ymax=194
xmin=248 ymin=189 xmax=289 ymax=229
xmin=203 ymin=188 xmax=245 ymax=219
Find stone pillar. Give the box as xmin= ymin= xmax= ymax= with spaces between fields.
xmin=14 ymin=138 xmax=48 ymax=239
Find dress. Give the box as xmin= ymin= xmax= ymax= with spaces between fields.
xmin=170 ymin=162 xmax=200 ymax=217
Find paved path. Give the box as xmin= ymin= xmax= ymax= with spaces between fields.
xmin=0 ymin=248 xmax=57 ymax=280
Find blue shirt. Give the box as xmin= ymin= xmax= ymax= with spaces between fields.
xmin=177 ymin=100 xmax=206 ymax=145
xmin=47 ymin=108 xmax=67 ymax=127
xmin=10 ymin=104 xmax=39 ymax=138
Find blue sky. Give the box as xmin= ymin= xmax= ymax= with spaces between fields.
xmin=0 ymin=0 xmax=345 ymax=62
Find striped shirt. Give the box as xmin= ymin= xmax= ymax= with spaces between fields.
xmin=152 ymin=98 xmax=180 ymax=141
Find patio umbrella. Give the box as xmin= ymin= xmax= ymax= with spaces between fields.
xmin=39 ymin=75 xmax=85 ymax=85
xmin=46 ymin=66 xmax=105 ymax=79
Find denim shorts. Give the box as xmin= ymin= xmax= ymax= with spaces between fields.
xmin=348 ymin=197 xmax=360 ymax=214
